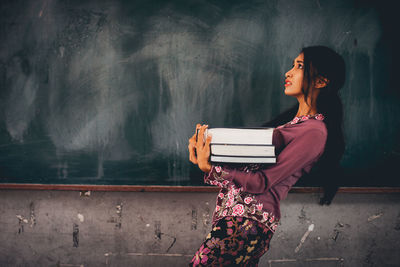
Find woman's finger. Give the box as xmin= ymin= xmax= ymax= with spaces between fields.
xmin=194 ymin=124 xmax=201 ymax=141
xmin=195 ymin=124 xmax=201 ymax=134
xmin=188 ymin=133 xmax=198 ymax=164
xmin=188 ymin=142 xmax=198 ymax=164
xmin=189 ymin=133 xmax=197 ymax=145
xmin=189 ymin=153 xmax=198 ymax=164
xmin=189 ymin=124 xmax=202 ymax=165
xmin=196 ymin=124 xmax=208 ymax=149
xmin=204 ymin=133 xmax=212 ymax=154
xmin=197 ymin=133 xmax=211 ymax=164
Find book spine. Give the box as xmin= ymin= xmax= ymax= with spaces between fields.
xmin=211 ymin=144 xmax=275 ymax=157
xmin=210 ymin=156 xmax=276 ymax=164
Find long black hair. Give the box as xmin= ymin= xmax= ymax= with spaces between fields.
xmin=263 ymin=46 xmax=346 ymax=205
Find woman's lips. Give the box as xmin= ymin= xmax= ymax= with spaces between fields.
xmin=285 ymin=80 xmax=292 ymax=87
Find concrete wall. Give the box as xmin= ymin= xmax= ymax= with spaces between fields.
xmin=0 ymin=189 xmax=399 ymax=267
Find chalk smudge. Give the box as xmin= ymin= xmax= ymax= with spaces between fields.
xmin=295 ymin=224 xmax=314 ymax=253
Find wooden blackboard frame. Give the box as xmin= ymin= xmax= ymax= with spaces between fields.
xmin=0 ymin=184 xmax=399 ymax=193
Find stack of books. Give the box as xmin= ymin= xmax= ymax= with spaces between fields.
xmin=202 ymin=128 xmax=276 ymax=164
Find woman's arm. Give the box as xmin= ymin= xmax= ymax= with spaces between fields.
xmin=205 ymin=129 xmax=327 ymax=194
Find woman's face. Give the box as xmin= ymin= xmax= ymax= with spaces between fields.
xmin=284 ymin=53 xmax=304 ymax=97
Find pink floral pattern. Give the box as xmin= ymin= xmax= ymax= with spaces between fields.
xmin=287 ymin=113 xmax=324 ymax=126
xmin=204 ymin=166 xmax=279 ymax=233
xmin=189 ymin=216 xmax=274 ymax=266
xmin=269 ymin=216 xmax=275 ymax=223
xmin=232 ymin=204 xmax=245 ymax=216
xmin=226 ymin=198 xmax=234 ymax=208
xmin=215 ymin=166 xmax=222 ymax=173
xmin=202 ymin=114 xmax=327 ymax=234
xmin=277 ymin=113 xmax=324 ymax=128
xmin=301 ymin=116 xmax=309 ymax=121
xmin=244 ymin=196 xmax=253 ymax=204
xmin=315 ymin=114 xmax=324 ymax=120
xmin=191 ymin=244 xmax=210 ymax=265
xmin=291 ymin=117 xmax=300 ymax=124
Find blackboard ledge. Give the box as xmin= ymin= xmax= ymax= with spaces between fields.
xmin=0 ymin=184 xmax=399 ymax=193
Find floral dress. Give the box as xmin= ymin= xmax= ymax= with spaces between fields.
xmin=189 ymin=113 xmax=325 ymax=266
xmin=189 ymin=216 xmax=274 ymax=266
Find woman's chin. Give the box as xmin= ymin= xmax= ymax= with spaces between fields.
xmin=284 ymin=88 xmax=292 ymax=96
xmin=284 ymin=88 xmax=300 ymax=97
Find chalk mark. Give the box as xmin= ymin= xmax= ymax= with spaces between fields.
xmin=295 ymin=224 xmax=314 ymax=253
xmin=191 ymin=209 xmax=197 ymax=230
xmin=73 ymin=224 xmax=79 ymax=247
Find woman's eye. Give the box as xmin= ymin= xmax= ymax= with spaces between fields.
xmin=298 ymin=64 xmax=303 ymax=69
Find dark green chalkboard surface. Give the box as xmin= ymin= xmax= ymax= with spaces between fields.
xmin=0 ymin=0 xmax=399 ymax=186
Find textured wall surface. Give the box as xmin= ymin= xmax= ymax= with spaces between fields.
xmin=0 ymin=189 xmax=399 ymax=266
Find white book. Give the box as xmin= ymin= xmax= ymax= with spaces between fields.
xmin=210 ymin=155 xmax=276 ymax=164
xmin=204 ymin=128 xmax=274 ymax=145
xmin=211 ymin=144 xmax=275 ymax=157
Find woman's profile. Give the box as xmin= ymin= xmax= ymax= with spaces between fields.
xmin=188 ymin=45 xmax=346 ymax=266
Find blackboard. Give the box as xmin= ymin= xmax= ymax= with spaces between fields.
xmin=0 ymin=0 xmax=399 ymax=187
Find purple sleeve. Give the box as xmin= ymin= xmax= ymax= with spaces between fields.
xmin=204 ymin=129 xmax=327 ymax=193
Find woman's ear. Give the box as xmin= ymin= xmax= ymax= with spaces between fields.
xmin=315 ymin=76 xmax=329 ymax=89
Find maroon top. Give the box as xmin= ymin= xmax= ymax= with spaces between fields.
xmin=203 ymin=114 xmax=327 ymax=233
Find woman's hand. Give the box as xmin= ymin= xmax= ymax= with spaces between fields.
xmin=188 ymin=124 xmax=212 ymax=173
xmin=188 ymin=124 xmax=200 ymax=165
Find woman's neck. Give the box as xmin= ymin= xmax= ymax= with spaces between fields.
xmin=295 ymin=97 xmax=318 ymax=117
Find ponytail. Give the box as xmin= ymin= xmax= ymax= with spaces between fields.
xmin=263 ymin=46 xmax=346 ymax=205
xmin=313 ymin=89 xmax=345 ymax=204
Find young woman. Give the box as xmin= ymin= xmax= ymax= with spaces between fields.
xmin=188 ymin=46 xmax=346 ymax=266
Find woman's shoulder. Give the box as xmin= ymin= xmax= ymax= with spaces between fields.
xmin=274 ymin=118 xmax=327 ymax=141
xmin=291 ymin=120 xmax=328 ymax=150
xmin=300 ymin=119 xmax=327 ymax=135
